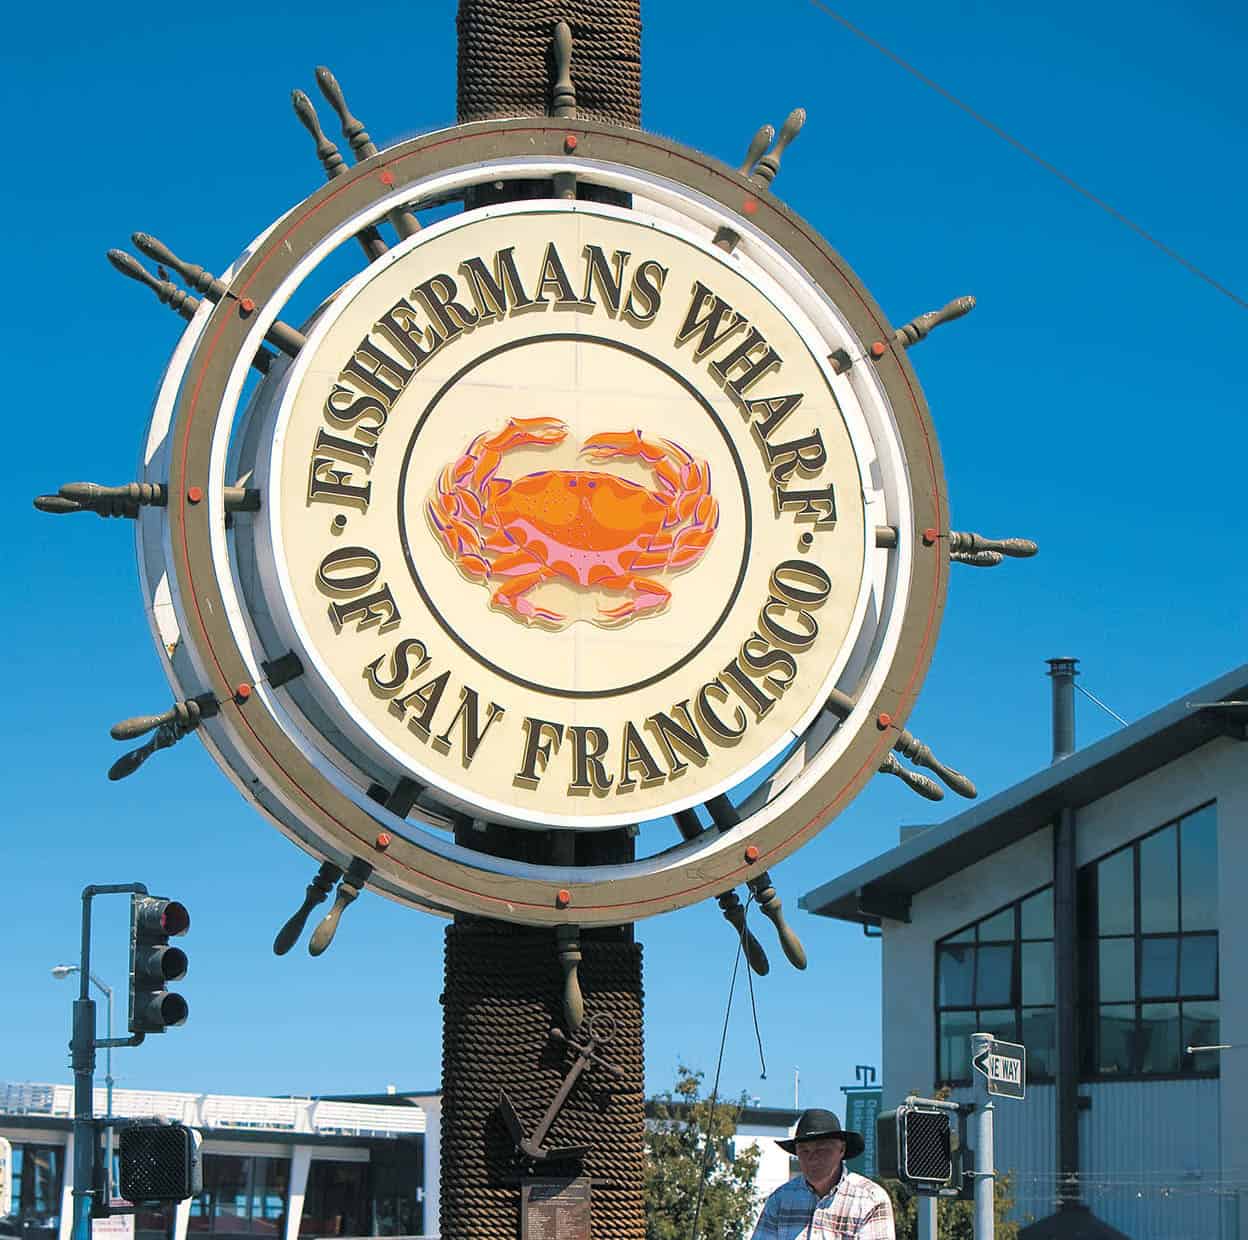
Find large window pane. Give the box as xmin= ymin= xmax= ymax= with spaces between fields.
xmin=1020 ymin=1008 xmax=1055 ymax=1078
xmin=1021 ymin=942 xmax=1054 ymax=1005
xmin=1099 ymin=938 xmax=1135 ymax=1002
xmin=978 ymin=908 xmax=1014 ymax=942
xmin=300 ymin=1161 xmax=367 ymax=1238
xmin=939 ymin=1010 xmax=977 ymax=1082
xmin=1139 ymin=1002 xmax=1181 ymax=1073
xmin=1181 ymin=806 xmax=1218 ymax=932
xmin=250 ymin=1159 xmax=289 ymax=1236
xmin=1097 ymin=1004 xmax=1135 ymax=1074
xmin=1020 ymin=888 xmax=1054 ymax=939
xmin=1180 ymin=935 xmax=1218 ymax=997
xmin=1182 ymin=1001 xmax=1219 ymax=1072
xmin=977 ymin=1008 xmax=1019 ymax=1044
xmin=942 ymin=925 xmax=974 ymax=944
xmin=1139 ymin=826 xmax=1179 ymax=933
xmin=1098 ymin=849 xmax=1134 ymax=936
xmin=976 ymin=945 xmax=1013 ymax=1007
xmin=1140 ymin=937 xmax=1179 ymax=999
xmin=938 ymin=945 xmax=975 ymax=1007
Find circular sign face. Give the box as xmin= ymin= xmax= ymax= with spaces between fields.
xmin=133 ymin=118 xmax=948 ymax=922
xmin=255 ymin=203 xmax=870 ymax=827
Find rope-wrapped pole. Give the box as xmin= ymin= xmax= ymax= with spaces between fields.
xmin=441 ymin=10 xmax=646 ymax=1236
xmin=456 ymin=0 xmax=641 ymax=126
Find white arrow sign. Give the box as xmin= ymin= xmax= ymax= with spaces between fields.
xmin=972 ymin=1037 xmax=1026 ymax=1099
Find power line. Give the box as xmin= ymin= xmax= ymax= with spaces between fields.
xmin=804 ymin=0 xmax=1248 ymax=312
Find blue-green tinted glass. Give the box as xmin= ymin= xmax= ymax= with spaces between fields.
xmin=1020 ymin=1007 xmax=1055 ymax=1078
xmin=1139 ymin=826 xmax=1179 ymax=933
xmin=976 ymin=944 xmax=1013 ymax=1007
xmin=939 ymin=1010 xmax=976 ymax=1081
xmin=978 ymin=908 xmax=1015 ymax=942
xmin=1098 ymin=938 xmax=1135 ymax=1002
xmin=1021 ymin=941 xmax=1055 ymax=1005
xmin=938 ymin=944 xmax=975 ymax=1007
xmin=1140 ymin=1002 xmax=1181 ymax=1073
xmin=977 ymin=1008 xmax=1019 ymax=1043
xmin=1140 ymin=937 xmax=1179 ymax=998
xmin=251 ymin=1157 xmax=289 ymax=1232
xmin=1020 ymin=888 xmax=1054 ymax=939
xmin=1180 ymin=806 xmax=1218 ymax=932
xmin=1181 ymin=1001 xmax=1219 ymax=1072
xmin=1180 ymin=935 xmax=1218 ymax=997
xmin=942 ymin=925 xmax=975 ymax=944
xmin=1098 ymin=848 xmax=1134 ymax=936
xmin=1097 ymin=1004 xmax=1135 ymax=1075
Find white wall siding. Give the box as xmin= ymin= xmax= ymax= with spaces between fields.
xmin=948 ymin=1084 xmax=1057 ymax=1228
xmin=1081 ymin=1079 xmax=1222 ymax=1240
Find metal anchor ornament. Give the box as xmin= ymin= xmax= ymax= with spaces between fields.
xmin=498 ymin=1012 xmax=624 ymax=1162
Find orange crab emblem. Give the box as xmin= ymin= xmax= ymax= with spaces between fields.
xmin=428 ymin=417 xmax=719 ymax=627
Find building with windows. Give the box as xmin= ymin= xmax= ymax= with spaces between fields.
xmin=1 ymin=1079 xmax=800 ymax=1239
xmin=0 ymin=1083 xmax=437 ymax=1240
xmin=800 ymin=661 xmax=1247 ymax=1240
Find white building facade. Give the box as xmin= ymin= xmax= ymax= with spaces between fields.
xmin=801 ymin=664 xmax=1248 ymax=1240
xmin=0 ymin=1083 xmax=439 ymax=1240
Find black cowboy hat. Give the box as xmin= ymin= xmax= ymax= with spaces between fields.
xmin=776 ymin=1107 xmax=866 ymax=1160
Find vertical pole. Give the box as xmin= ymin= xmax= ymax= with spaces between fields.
xmin=1053 ymin=808 xmax=1080 ymax=1210
xmin=72 ymin=893 xmax=96 ymax=1240
xmin=102 ymin=983 xmax=114 ymax=1203
xmin=971 ymin=1033 xmax=994 ymax=1240
xmin=917 ymin=1193 xmax=937 ymax=1240
xmin=1046 ymin=658 xmax=1078 ymax=763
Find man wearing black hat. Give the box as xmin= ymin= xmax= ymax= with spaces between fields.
xmin=751 ymin=1107 xmax=895 ymax=1238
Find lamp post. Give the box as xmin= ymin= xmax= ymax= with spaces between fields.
xmin=52 ymin=965 xmax=115 ymax=1200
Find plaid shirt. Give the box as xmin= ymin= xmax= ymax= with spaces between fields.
xmin=751 ymin=1169 xmax=895 ymax=1239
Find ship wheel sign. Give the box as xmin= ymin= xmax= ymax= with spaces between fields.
xmin=38 ymin=57 xmax=1035 ymax=951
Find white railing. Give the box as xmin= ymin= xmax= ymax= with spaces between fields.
xmin=0 ymin=1082 xmax=426 ymax=1136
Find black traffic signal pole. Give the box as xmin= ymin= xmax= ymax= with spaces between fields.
xmin=71 ymin=884 xmax=149 ymax=1240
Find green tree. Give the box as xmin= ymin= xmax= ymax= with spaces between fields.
xmin=645 ymin=1066 xmax=762 ymax=1240
xmin=881 ymin=1174 xmax=1020 ymax=1240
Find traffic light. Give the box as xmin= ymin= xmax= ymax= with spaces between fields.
xmin=118 ymin=1121 xmax=202 ymax=1202
xmin=877 ymin=1103 xmax=954 ymax=1190
xmin=128 ymin=895 xmax=190 ymax=1033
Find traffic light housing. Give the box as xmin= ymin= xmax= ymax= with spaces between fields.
xmin=877 ymin=1104 xmax=954 ymax=1191
xmin=128 ymin=895 xmax=190 ymax=1034
xmin=118 ymin=1122 xmax=202 ymax=1202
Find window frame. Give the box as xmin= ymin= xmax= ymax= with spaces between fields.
xmin=1080 ymin=801 xmax=1219 ymax=1082
xmin=934 ymin=884 xmax=1056 ymax=1088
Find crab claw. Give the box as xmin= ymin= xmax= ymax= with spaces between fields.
xmin=484 ymin=416 xmax=568 ymax=452
xmin=580 ymin=429 xmax=644 ymax=461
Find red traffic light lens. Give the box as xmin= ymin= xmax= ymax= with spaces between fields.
xmin=160 ymin=902 xmax=190 ymax=935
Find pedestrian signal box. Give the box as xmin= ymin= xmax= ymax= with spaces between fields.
xmin=877 ymin=1104 xmax=954 ymax=1190
xmin=118 ymin=1122 xmax=202 ymax=1202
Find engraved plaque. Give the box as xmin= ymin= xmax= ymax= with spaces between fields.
xmin=521 ymin=1176 xmax=592 ymax=1240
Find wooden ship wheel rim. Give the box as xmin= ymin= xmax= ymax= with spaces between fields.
xmin=135 ymin=117 xmax=947 ymax=924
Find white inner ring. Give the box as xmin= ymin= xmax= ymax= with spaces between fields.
xmin=144 ymin=148 xmax=920 ymax=894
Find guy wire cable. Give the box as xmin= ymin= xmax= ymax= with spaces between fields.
xmin=689 ymin=898 xmax=750 ymax=1240
xmin=805 ymin=0 xmax=1248 ymax=312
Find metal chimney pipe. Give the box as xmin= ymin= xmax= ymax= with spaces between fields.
xmin=1047 ymin=657 xmax=1079 ymax=763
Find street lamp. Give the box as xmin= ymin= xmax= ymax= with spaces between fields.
xmin=52 ymin=965 xmax=114 ymax=1198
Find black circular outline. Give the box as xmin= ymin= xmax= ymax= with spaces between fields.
xmin=395 ymin=332 xmax=753 ymax=699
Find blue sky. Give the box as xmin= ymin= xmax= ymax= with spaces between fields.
xmin=4 ymin=0 xmax=1245 ymax=1117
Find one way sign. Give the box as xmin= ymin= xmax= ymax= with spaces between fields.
xmin=972 ymin=1037 xmax=1026 ymax=1099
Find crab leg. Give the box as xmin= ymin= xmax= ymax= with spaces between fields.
xmin=588 ymin=571 xmax=672 ymax=622
xmin=491 ymin=569 xmax=564 ymax=624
